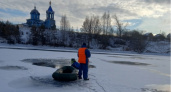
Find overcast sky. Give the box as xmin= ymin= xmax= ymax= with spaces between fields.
xmin=0 ymin=0 xmax=170 ymax=34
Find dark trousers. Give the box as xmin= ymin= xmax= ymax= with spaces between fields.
xmin=78 ymin=63 xmax=88 ymax=79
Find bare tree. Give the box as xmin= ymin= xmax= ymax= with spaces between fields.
xmin=113 ymin=14 xmax=127 ymax=38
xmin=60 ymin=15 xmax=70 ymax=31
xmin=167 ymin=33 xmax=170 ymax=41
xmin=81 ymin=16 xmax=92 ymax=48
xmin=128 ymin=30 xmax=148 ymax=53
xmin=60 ymin=15 xmax=70 ymax=46
xmin=81 ymin=16 xmax=102 ymax=34
xmin=101 ymin=12 xmax=112 ymax=35
xmin=81 ymin=16 xmax=102 ymax=47
xmin=92 ymin=16 xmax=102 ymax=34
xmin=81 ymin=16 xmax=91 ymax=34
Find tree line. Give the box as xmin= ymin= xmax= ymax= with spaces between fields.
xmin=0 ymin=21 xmax=20 ymax=44
xmin=0 ymin=12 xmax=170 ymax=53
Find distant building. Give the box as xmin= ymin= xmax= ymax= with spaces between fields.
xmin=154 ymin=34 xmax=165 ymax=41
xmin=26 ymin=6 xmax=44 ymax=27
xmin=26 ymin=1 xmax=56 ymax=29
xmin=144 ymin=33 xmax=153 ymax=40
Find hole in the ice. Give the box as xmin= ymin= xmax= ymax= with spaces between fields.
xmin=108 ymin=56 xmax=161 ymax=60
xmin=0 ymin=66 xmax=28 ymax=70
xmin=32 ymin=62 xmax=56 ymax=68
xmin=22 ymin=59 xmax=71 ymax=68
xmin=108 ymin=61 xmax=150 ymax=66
xmin=22 ymin=59 xmax=96 ymax=68
xmin=89 ymin=65 xmax=96 ymax=68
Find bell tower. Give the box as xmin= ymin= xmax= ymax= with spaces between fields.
xmin=45 ymin=1 xmax=56 ymax=29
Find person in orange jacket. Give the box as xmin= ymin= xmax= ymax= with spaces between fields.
xmin=78 ymin=43 xmax=91 ymax=80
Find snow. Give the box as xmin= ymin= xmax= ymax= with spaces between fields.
xmin=146 ymin=41 xmax=170 ymax=53
xmin=19 ymin=26 xmax=31 ymax=43
xmin=0 ymin=47 xmax=170 ymax=92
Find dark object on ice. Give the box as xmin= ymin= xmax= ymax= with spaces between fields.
xmin=84 ymin=78 xmax=89 ymax=81
xmin=109 ymin=61 xmax=150 ymax=66
xmin=0 ymin=65 xmax=28 ymax=70
xmin=52 ymin=66 xmax=78 ymax=81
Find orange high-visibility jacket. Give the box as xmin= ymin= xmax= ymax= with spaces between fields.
xmin=78 ymin=48 xmax=87 ymax=64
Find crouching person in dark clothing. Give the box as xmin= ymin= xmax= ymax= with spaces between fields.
xmin=71 ymin=58 xmax=80 ymax=69
xmin=78 ymin=43 xmax=91 ymax=80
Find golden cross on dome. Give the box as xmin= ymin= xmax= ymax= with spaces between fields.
xmin=49 ymin=1 xmax=51 ymax=6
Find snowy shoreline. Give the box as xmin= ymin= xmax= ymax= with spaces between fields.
xmin=0 ymin=43 xmax=170 ymax=56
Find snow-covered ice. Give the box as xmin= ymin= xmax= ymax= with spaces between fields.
xmin=0 ymin=48 xmax=170 ymax=92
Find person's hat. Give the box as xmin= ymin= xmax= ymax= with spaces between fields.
xmin=71 ymin=58 xmax=76 ymax=64
xmin=82 ymin=43 xmax=86 ymax=47
xmin=83 ymin=43 xmax=86 ymax=46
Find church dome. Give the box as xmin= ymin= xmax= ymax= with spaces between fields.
xmin=47 ymin=6 xmax=54 ymax=12
xmin=46 ymin=1 xmax=54 ymax=13
xmin=30 ymin=6 xmax=40 ymax=15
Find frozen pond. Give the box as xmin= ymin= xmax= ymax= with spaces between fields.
xmin=0 ymin=48 xmax=170 ymax=92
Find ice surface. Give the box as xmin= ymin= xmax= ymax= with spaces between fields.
xmin=0 ymin=48 xmax=170 ymax=92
